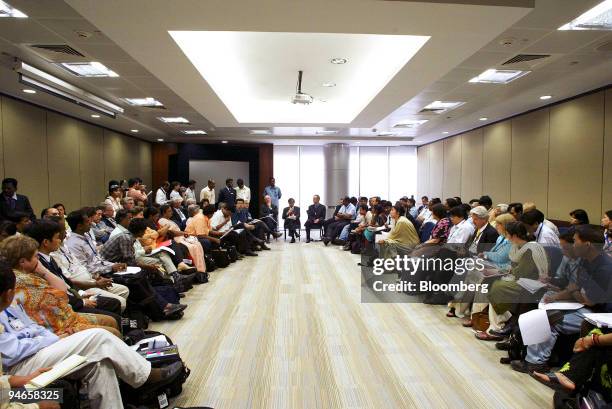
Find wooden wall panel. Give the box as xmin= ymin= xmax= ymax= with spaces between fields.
xmin=79 ymin=122 xmax=105 ymax=207
xmin=138 ymin=141 xmax=152 ymax=190
xmin=429 ymin=141 xmax=444 ymax=199
xmin=510 ymin=109 xmax=549 ymax=208
xmin=47 ymin=112 xmax=81 ymax=212
xmin=103 ymin=130 xmax=129 ymax=183
xmin=603 ymin=89 xmax=612 ymax=214
xmin=2 ymin=98 xmax=48 ymax=213
xmin=258 ymin=144 xmax=273 ymax=199
xmin=482 ymin=122 xmax=511 ymax=204
xmin=548 ymin=91 xmax=604 ymax=220
xmin=460 ymin=129 xmax=483 ymax=201
xmin=443 ymin=136 xmax=462 ymax=198
xmin=417 ymin=144 xmax=430 ymax=198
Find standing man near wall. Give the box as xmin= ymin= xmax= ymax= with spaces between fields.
xmin=200 ymin=179 xmax=216 ymax=208
xmin=0 ymin=178 xmax=35 ymax=222
xmin=263 ymin=177 xmax=282 ymax=230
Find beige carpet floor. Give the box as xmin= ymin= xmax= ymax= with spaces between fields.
xmin=151 ymin=240 xmax=553 ymax=409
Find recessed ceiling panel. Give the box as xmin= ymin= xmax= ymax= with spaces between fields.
xmin=169 ymin=31 xmax=429 ymax=124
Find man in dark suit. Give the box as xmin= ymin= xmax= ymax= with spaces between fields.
xmin=282 ymin=198 xmax=301 ymax=243
xmin=305 ymin=194 xmax=326 ymax=243
xmin=466 ymin=206 xmax=499 ymax=255
xmin=170 ymin=197 xmax=188 ymax=230
xmin=0 ymin=178 xmax=35 ymax=222
xmin=218 ymin=178 xmax=237 ymax=210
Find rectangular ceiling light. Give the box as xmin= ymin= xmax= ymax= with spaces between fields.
xmin=169 ymin=31 xmax=430 ymax=124
xmin=422 ymin=100 xmax=465 ymax=113
xmin=377 ymin=132 xmax=398 ymax=137
xmin=0 ymin=0 xmax=27 ymax=18
xmin=393 ymin=119 xmax=428 ymax=128
xmin=182 ymin=130 xmax=207 ymax=134
xmin=559 ymin=0 xmax=612 ymax=30
xmin=124 ymin=97 xmax=163 ymax=107
xmin=249 ymin=130 xmax=271 ymax=135
xmin=469 ymin=69 xmax=530 ymax=84
xmin=57 ymin=62 xmax=119 ymax=77
xmin=315 ymin=130 xmax=338 ymax=135
xmin=158 ymin=116 xmax=190 ymax=124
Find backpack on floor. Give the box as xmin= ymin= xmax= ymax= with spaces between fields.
xmin=122 ymin=330 xmax=191 ymax=409
xmin=211 ymin=249 xmax=230 ymax=268
xmin=113 ymin=271 xmax=166 ymax=322
xmin=223 ymin=244 xmax=239 ymax=262
xmin=122 ymin=300 xmax=150 ymax=332
xmin=194 ymin=271 xmax=209 ymax=284
xmin=204 ymin=254 xmax=216 ymax=272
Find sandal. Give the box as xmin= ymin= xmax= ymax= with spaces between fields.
xmin=474 ymin=331 xmax=504 ymax=341
xmin=530 ymin=371 xmax=570 ymax=392
xmin=446 ymin=308 xmax=456 ymax=318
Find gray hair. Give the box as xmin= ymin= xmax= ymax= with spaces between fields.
xmin=470 ymin=206 xmax=489 ymax=219
xmin=187 ymin=204 xmax=200 ymax=216
xmin=185 ymin=198 xmax=196 ymax=206
xmin=496 ymin=203 xmax=509 ymax=213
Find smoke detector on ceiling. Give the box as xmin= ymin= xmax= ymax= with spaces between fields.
xmin=498 ymin=37 xmax=516 ymax=47
xmin=73 ymin=30 xmax=93 ymax=39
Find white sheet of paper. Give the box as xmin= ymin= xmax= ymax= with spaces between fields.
xmin=583 ymin=313 xmax=612 ymax=328
xmin=538 ymin=302 xmax=584 ymax=311
xmin=114 ymin=266 xmax=141 ymax=276
xmin=519 ymin=309 xmax=552 ymax=345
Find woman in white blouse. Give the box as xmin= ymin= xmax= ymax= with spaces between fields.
xmin=104 ymin=183 xmax=123 ymax=218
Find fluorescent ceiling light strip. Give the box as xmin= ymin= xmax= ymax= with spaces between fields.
xmin=0 ymin=0 xmax=27 ymax=18
xmin=559 ymin=0 xmax=612 ymax=30
xmin=19 ymin=75 xmax=116 ymax=118
xmin=18 ymin=62 xmax=123 ymax=113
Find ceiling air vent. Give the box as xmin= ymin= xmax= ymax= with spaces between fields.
xmin=502 ymin=54 xmax=550 ymax=65
xmin=419 ymin=107 xmax=445 ymax=114
xmin=25 ymin=44 xmax=88 ymax=63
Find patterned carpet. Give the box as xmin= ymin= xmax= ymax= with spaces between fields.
xmin=151 ymin=240 xmax=553 ymax=409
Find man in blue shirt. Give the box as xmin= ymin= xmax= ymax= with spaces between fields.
xmin=0 ymin=261 xmax=182 ymax=409
xmin=263 ymin=177 xmax=282 ymax=210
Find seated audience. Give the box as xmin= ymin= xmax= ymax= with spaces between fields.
xmin=305 ymin=194 xmax=326 ymax=243
xmin=90 ymin=205 xmax=113 ymax=244
xmin=0 ymin=262 xmax=183 ymax=409
xmin=260 ymin=195 xmax=280 ymax=239
xmin=377 ymin=204 xmax=419 ymax=259
xmin=170 ymin=198 xmax=188 ymax=230
xmin=158 ymin=204 xmax=208 ymax=271
xmin=508 ymin=202 xmax=523 ymax=221
xmin=210 ymin=204 xmax=256 ymax=256
xmin=282 ymin=198 xmax=301 ymax=243
xmin=155 ymin=181 xmax=170 ymax=206
xmin=127 ymin=177 xmax=147 ymax=205
xmin=476 ymin=222 xmax=549 ymax=341
xmin=480 ymin=213 xmax=515 ymax=270
xmin=523 ymin=202 xmax=560 ymax=236
xmin=322 ymin=197 xmax=356 ymax=245
xmin=521 ymin=209 xmax=561 ymax=246
xmin=0 ymin=235 xmax=120 ymax=337
xmin=568 ymin=208 xmax=590 ymax=234
xmin=424 ymin=203 xmax=451 ymax=244
xmin=466 ymin=206 xmax=499 ymax=256
xmin=0 ymin=221 xmax=16 ymax=242
xmin=512 ymin=226 xmax=612 ymax=374
xmin=104 ymin=182 xmax=123 ymax=217
xmin=447 ymin=206 xmax=474 ymax=244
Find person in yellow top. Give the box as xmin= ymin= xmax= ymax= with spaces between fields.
xmin=377 ymin=204 xmax=419 ymax=259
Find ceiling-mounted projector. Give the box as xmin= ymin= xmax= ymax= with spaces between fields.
xmin=291 ymin=70 xmax=313 ymax=105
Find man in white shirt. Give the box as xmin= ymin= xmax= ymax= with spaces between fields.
xmin=235 ymin=178 xmax=251 ymax=203
xmin=155 ymin=181 xmax=170 ymax=206
xmin=210 ymin=204 xmax=257 ymax=256
xmin=199 ymin=179 xmax=216 ymax=206
xmin=322 ymin=197 xmax=356 ymax=245
xmin=522 ymin=209 xmax=560 ymax=246
xmin=447 ymin=206 xmax=475 ymax=244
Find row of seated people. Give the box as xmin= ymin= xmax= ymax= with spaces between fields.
xmin=334 ymin=192 xmax=612 ymax=406
xmin=0 ymin=175 xmax=281 ymax=408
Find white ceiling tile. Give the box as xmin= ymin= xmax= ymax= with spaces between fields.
xmin=523 ymin=31 xmax=610 ymax=54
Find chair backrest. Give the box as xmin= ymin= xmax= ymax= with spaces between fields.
xmin=419 ymin=222 xmax=435 ymax=243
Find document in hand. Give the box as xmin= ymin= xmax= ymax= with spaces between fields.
xmin=114 ymin=266 xmax=142 ymax=276
xmin=583 ymin=313 xmax=612 ymax=329
xmin=25 ymin=355 xmax=88 ymax=389
xmin=516 ymin=278 xmax=547 ymax=294
xmin=538 ymin=302 xmax=584 ymax=311
xmin=149 ymin=246 xmax=175 ymax=256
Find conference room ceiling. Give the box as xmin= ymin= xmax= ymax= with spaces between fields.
xmin=0 ymin=0 xmax=610 ymax=146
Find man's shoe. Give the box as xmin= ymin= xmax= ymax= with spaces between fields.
xmin=260 ymin=243 xmax=271 ymax=250
xmin=272 ymin=232 xmax=282 ymax=239
xmin=306 ymin=238 xmax=311 ymax=243
xmin=244 ymin=250 xmax=258 ymax=256
xmin=164 ymin=303 xmax=187 ymax=317
xmin=290 ymin=237 xmax=296 ymax=243
xmin=495 ymin=340 xmax=511 ymax=351
xmin=510 ymin=360 xmax=548 ymax=374
xmin=323 ymin=238 xmax=330 ymax=246
xmin=489 ymin=325 xmax=514 ymax=337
